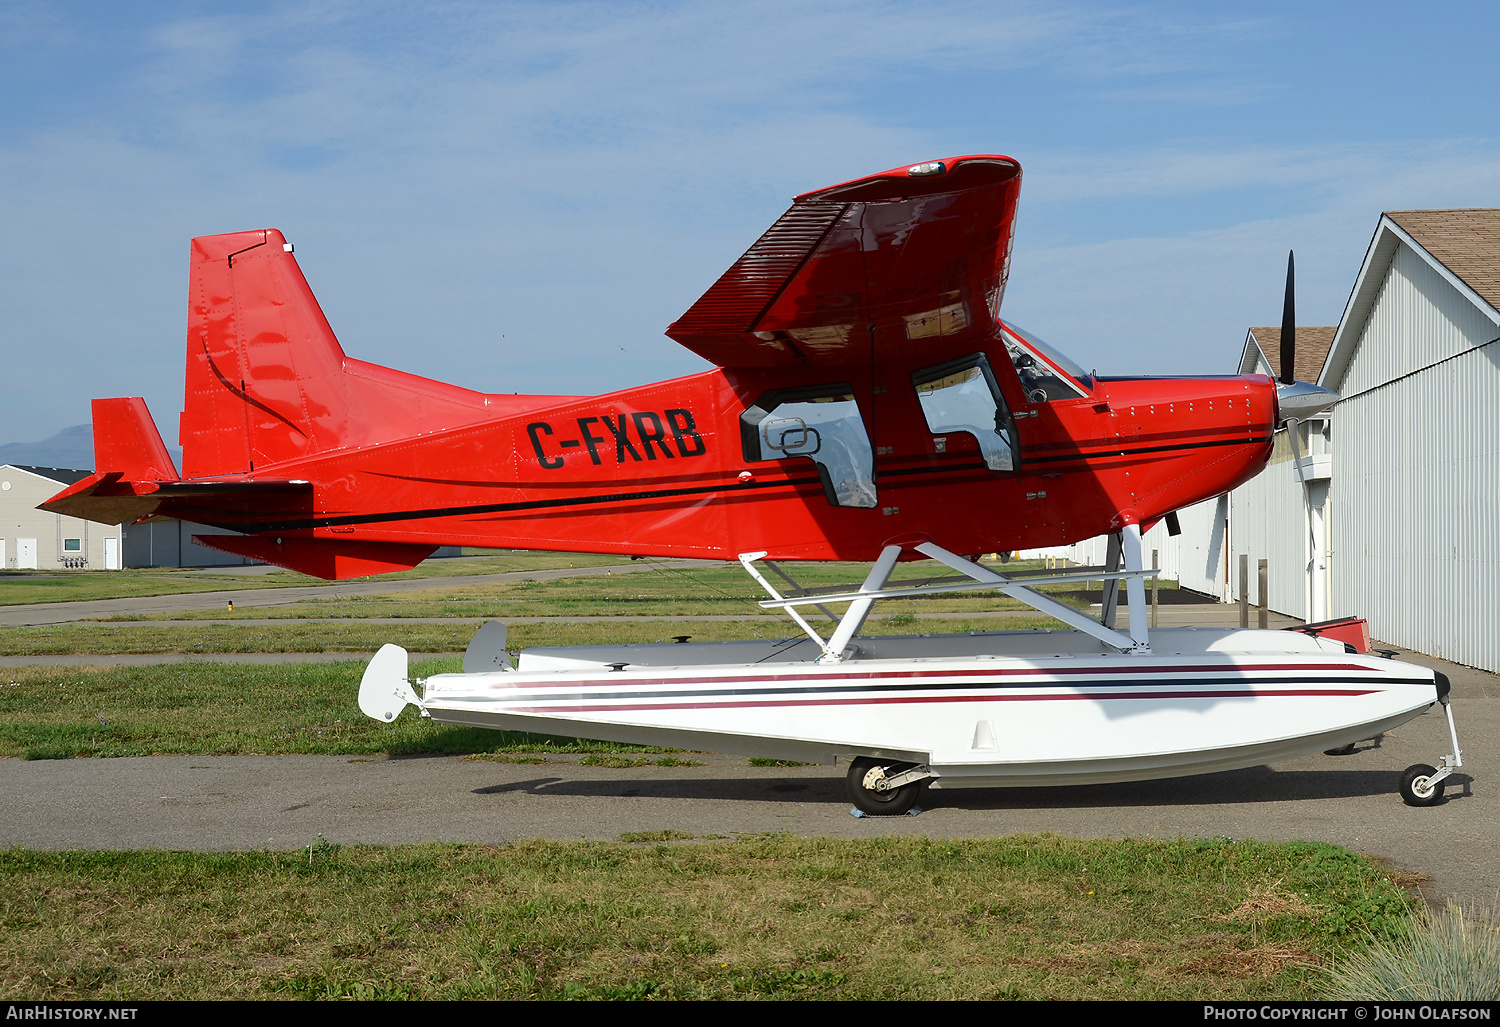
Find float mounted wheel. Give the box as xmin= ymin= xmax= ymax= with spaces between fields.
xmin=1400 ymin=763 xmax=1444 ymax=807
xmin=846 ymin=757 xmax=922 ymax=816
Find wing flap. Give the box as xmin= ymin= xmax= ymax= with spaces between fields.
xmin=667 ymin=202 xmax=847 ymax=347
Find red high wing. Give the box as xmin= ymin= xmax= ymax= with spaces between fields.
xmin=44 ymin=156 xmax=1280 ymax=579
xmin=668 ymin=156 xmax=1022 ymax=369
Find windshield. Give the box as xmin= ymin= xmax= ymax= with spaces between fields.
xmin=1000 ymin=321 xmax=1093 ymax=399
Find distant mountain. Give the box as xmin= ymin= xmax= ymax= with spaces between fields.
xmin=0 ymin=424 xmax=183 ymax=474
xmin=0 ymin=424 xmax=95 ymax=471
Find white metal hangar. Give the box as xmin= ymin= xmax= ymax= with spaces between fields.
xmin=0 ymin=462 xmax=266 ymax=570
xmin=1035 ymin=209 xmax=1500 ymax=674
xmin=1182 ymin=209 xmax=1500 ymax=673
xmin=1316 ymin=210 xmax=1500 ymax=673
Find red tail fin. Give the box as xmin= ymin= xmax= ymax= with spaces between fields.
xmin=180 ymin=229 xmax=497 ymax=478
xmin=92 ymin=397 xmax=179 ymax=480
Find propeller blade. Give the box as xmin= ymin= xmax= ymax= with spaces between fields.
xmin=1279 ymin=250 xmax=1296 ymax=385
xmin=1272 ymin=249 xmax=1339 ymax=422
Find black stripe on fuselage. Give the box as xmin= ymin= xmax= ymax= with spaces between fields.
xmin=236 ymin=473 xmax=827 ymax=532
xmin=236 ymin=433 xmax=1271 ymax=532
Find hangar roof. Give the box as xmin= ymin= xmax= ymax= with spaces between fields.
xmin=1385 ymin=209 xmax=1500 ymax=311
xmin=1242 ymin=326 xmax=1337 ymax=382
xmin=1321 ymin=210 xmax=1500 ymax=390
xmin=3 ymin=464 xmax=94 ymax=486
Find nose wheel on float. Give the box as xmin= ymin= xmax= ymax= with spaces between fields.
xmin=1400 ymin=683 xmax=1464 ymax=807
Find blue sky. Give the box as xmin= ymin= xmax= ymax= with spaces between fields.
xmin=2 ymin=1 xmax=1498 ymax=446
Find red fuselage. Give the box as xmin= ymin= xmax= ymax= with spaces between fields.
xmin=153 ymin=352 xmax=1274 ymax=563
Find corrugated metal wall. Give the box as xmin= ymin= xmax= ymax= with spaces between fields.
xmin=122 ymin=519 xmax=258 ymax=568
xmin=1175 ymin=494 xmax=1230 ymax=598
xmin=1332 ymin=242 xmax=1500 ymax=672
xmin=1338 ymin=244 xmax=1493 ymax=395
xmin=1228 ymin=426 xmax=1317 ymax=618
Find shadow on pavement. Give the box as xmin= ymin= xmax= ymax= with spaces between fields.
xmin=470 ymin=765 xmax=1474 ymax=809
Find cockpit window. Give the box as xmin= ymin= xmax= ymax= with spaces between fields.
xmin=1001 ymin=321 xmax=1093 ymax=401
xmin=741 ymin=385 xmax=877 ymax=508
xmin=911 ymin=353 xmax=1018 ymax=473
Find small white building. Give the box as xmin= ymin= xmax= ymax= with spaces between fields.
xmin=1019 ymin=327 xmax=1334 ymax=603
xmin=1031 ymin=496 xmax=1231 ymax=597
xmin=0 ymin=465 xmax=123 ymax=570
xmin=4 ymin=461 xmax=463 ymax=572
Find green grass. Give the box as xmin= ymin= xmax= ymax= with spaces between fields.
xmin=0 ymin=554 xmax=1428 ymax=1002
xmin=94 ymin=559 xmax=1113 ymax=621
xmin=0 ymin=567 xmax=316 ymax=606
xmin=0 ymin=622 xmax=480 ymax=655
xmin=0 ymin=615 xmax=1056 ymax=757
xmin=0 ymin=551 xmax=629 ymax=607
xmin=0 ymin=615 xmax=1058 ymax=655
xmin=577 ymin=755 xmax=705 ymax=768
xmin=619 ymin=830 xmax=697 ymax=843
xmin=0 ymin=835 xmax=1419 ymax=1000
xmin=329 ymin=550 xmax=633 ymax=581
xmin=0 ymin=660 xmax=667 ymax=759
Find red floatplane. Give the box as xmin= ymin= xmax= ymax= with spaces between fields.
xmin=45 ymin=155 xmax=1464 ymax=810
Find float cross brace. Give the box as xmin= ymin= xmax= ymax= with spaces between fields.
xmin=738 ymin=531 xmax=1156 ymax=662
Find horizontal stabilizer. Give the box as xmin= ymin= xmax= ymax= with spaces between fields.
xmin=192 ymin=534 xmax=436 ymax=579
xmin=40 ymin=475 xmax=312 ymax=527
